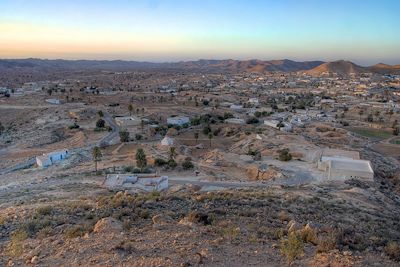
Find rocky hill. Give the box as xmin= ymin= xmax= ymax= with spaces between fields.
xmin=305 ymin=60 xmax=400 ymax=76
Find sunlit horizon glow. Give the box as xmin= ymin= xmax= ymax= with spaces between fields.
xmin=1 ymin=0 xmax=399 ymax=66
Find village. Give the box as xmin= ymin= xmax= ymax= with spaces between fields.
xmin=0 ymin=67 xmax=400 ymax=266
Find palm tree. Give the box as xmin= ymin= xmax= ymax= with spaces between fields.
xmin=388 ymin=109 xmax=394 ymax=122
xmin=141 ymin=119 xmax=144 ymax=133
xmin=92 ymin=146 xmax=102 ymax=173
xmin=128 ymin=104 xmax=133 ymax=116
xmin=168 ymin=147 xmax=177 ymax=161
xmin=98 ymin=110 xmax=104 ymax=118
xmin=208 ymin=133 xmax=213 ymax=148
xmin=194 ymin=132 xmax=199 ymax=145
xmin=136 ymin=148 xmax=147 ymax=172
xmin=358 ymin=109 xmax=364 ymax=120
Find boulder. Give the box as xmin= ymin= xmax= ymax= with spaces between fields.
xmin=152 ymin=214 xmax=173 ymax=228
xmin=93 ymin=217 xmax=123 ymax=234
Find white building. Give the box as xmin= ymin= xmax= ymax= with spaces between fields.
xmin=115 ymin=116 xmax=141 ymax=127
xmin=248 ymin=98 xmax=259 ymax=105
xmin=167 ymin=116 xmax=190 ymax=126
xmin=103 ymin=174 xmax=168 ymax=192
xmin=161 ymin=136 xmax=174 ymax=146
xmin=45 ymin=99 xmax=61 ymax=105
xmin=36 ymin=149 xmax=69 ymax=168
xmin=317 ymin=149 xmax=374 ymax=181
xmin=264 ymin=119 xmax=292 ymax=132
xmin=225 ymin=118 xmax=245 ymax=125
xmin=230 ymin=104 xmax=243 ymax=110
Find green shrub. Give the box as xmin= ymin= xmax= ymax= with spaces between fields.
xmin=278 ymin=149 xmax=292 ymax=161
xmin=182 ymin=158 xmax=194 ymax=170
xmin=154 ymin=158 xmax=167 ymax=166
xmin=68 ymin=123 xmax=80 ymax=129
xmin=246 ymin=117 xmax=259 ymax=124
xmin=168 ymin=159 xmax=177 ymax=168
xmin=119 ymin=130 xmax=130 ymax=142
xmin=203 ymin=125 xmax=211 ymax=135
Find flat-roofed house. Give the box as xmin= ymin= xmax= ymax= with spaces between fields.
xmin=317 ymin=149 xmax=373 ymax=181
xmin=167 ymin=116 xmax=189 ymax=126
xmin=36 ymin=149 xmax=69 ymax=168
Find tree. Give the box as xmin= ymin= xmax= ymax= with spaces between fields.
xmin=277 ymin=122 xmax=285 ymax=130
xmin=47 ymin=89 xmax=52 ymax=96
xmin=92 ymin=146 xmax=102 ymax=172
xmin=393 ymin=120 xmax=399 ymax=129
xmin=98 ymin=110 xmax=104 ymax=117
xmin=358 ymin=109 xmax=364 ymax=120
xmin=194 ymin=132 xmax=199 ymax=145
xmin=394 ymin=127 xmax=400 ymax=136
xmin=141 ymin=119 xmax=144 ymax=133
xmin=96 ymin=119 xmax=105 ymax=128
xmin=203 ymin=125 xmax=211 ymax=135
xmin=135 ymin=148 xmax=147 ymax=172
xmin=278 ymin=149 xmax=292 ymax=161
xmin=119 ymin=130 xmax=130 ymax=142
xmin=0 ymin=121 xmax=4 ymax=135
xmin=388 ymin=109 xmax=394 ymax=122
xmin=208 ymin=132 xmax=213 ymax=148
xmin=128 ymin=104 xmax=133 ymax=116
xmin=168 ymin=147 xmax=177 ymax=161
xmin=367 ymin=114 xmax=373 ymax=122
xmin=182 ymin=157 xmax=194 ymax=170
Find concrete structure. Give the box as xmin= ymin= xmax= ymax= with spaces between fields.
xmin=115 ymin=116 xmax=141 ymax=127
xmin=264 ymin=119 xmax=292 ymax=132
xmin=45 ymin=99 xmax=61 ymax=105
xmin=36 ymin=149 xmax=69 ymax=168
xmin=224 ymin=118 xmax=245 ymax=125
xmin=103 ymin=174 xmax=168 ymax=192
xmin=161 ymin=136 xmax=174 ymax=146
xmin=167 ymin=116 xmax=189 ymax=126
xmin=317 ymin=149 xmax=373 ymax=181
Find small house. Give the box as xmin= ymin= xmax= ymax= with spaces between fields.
xmin=36 ymin=150 xmax=69 ymax=168
xmin=167 ymin=116 xmax=190 ymax=126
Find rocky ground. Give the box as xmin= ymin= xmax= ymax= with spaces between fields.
xmin=1 ymin=181 xmax=399 ymax=266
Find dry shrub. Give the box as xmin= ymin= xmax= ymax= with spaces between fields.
xmin=114 ymin=240 xmax=135 ymax=253
xmin=64 ymin=225 xmax=89 ymax=238
xmin=36 ymin=205 xmax=53 ymax=216
xmin=8 ymin=230 xmax=28 ymax=257
xmin=278 ymin=211 xmax=290 ymax=222
xmin=187 ymin=211 xmax=213 ymax=225
xmin=280 ymin=232 xmax=304 ymax=264
xmin=300 ymin=225 xmax=318 ymax=245
xmin=317 ymin=229 xmax=339 ymax=253
xmin=385 ymin=241 xmax=400 ymax=261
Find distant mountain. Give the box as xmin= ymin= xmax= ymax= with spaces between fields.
xmin=305 ymin=60 xmax=400 ymax=76
xmin=305 ymin=60 xmax=366 ymax=76
xmin=162 ymin=59 xmax=325 ymax=72
xmin=1 ymin=58 xmax=399 ymax=75
xmin=368 ymin=63 xmax=400 ymax=74
xmin=0 ymin=58 xmax=324 ymax=73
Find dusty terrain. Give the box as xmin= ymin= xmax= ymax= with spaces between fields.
xmin=1 ymin=66 xmax=400 ymax=266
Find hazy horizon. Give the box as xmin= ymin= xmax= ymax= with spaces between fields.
xmin=1 ymin=57 xmax=400 ymax=68
xmin=1 ymin=0 xmax=400 ymax=65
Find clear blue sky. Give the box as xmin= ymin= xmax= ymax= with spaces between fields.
xmin=0 ymin=0 xmax=399 ymax=65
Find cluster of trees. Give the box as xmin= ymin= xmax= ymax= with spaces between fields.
xmin=92 ymin=145 xmax=194 ymax=174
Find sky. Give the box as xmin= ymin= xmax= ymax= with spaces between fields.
xmin=0 ymin=0 xmax=399 ymax=65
